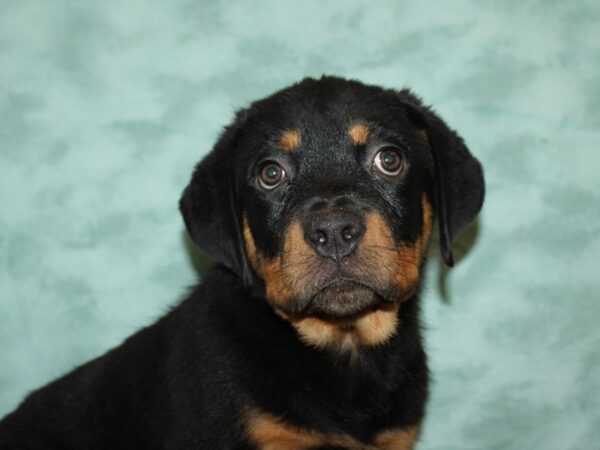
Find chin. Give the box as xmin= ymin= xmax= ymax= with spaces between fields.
xmin=303 ymin=279 xmax=387 ymax=319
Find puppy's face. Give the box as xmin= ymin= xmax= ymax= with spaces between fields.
xmin=237 ymin=85 xmax=434 ymax=319
xmin=180 ymin=77 xmax=484 ymax=348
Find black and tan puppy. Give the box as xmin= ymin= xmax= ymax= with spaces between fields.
xmin=0 ymin=76 xmax=484 ymax=449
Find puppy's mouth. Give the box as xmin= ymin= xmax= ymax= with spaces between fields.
xmin=301 ymin=277 xmax=387 ymax=319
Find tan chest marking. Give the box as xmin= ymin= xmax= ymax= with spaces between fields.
xmin=246 ymin=411 xmax=419 ymax=450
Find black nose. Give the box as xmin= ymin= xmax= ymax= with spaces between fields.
xmin=303 ymin=209 xmax=365 ymax=262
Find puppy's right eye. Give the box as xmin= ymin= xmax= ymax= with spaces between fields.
xmin=258 ymin=162 xmax=286 ymax=189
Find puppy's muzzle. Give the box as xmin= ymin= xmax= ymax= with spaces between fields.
xmin=301 ymin=207 xmax=365 ymax=262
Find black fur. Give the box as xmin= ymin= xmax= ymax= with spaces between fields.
xmin=401 ymin=99 xmax=484 ymax=266
xmin=0 ymin=76 xmax=484 ymax=449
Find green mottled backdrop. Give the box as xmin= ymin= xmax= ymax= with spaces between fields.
xmin=1 ymin=1 xmax=599 ymax=448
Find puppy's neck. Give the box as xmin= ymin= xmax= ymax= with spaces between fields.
xmin=274 ymin=303 xmax=402 ymax=353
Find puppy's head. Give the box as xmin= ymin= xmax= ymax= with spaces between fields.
xmin=180 ymin=77 xmax=484 ymax=346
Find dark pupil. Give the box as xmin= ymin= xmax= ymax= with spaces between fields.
xmin=382 ymin=151 xmax=398 ymax=168
xmin=262 ymin=164 xmax=281 ymax=184
xmin=266 ymin=166 xmax=279 ymax=179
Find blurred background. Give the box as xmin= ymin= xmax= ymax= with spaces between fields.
xmin=1 ymin=1 xmax=599 ymax=448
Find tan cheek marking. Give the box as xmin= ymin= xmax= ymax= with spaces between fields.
xmin=246 ymin=411 xmax=373 ymax=450
xmin=359 ymin=212 xmax=413 ymax=297
xmin=243 ymin=218 xmax=316 ymax=309
xmin=359 ymin=211 xmax=398 ymax=272
xmin=348 ymin=123 xmax=370 ymax=146
xmin=393 ymin=196 xmax=433 ymax=297
xmin=242 ymin=214 xmax=262 ymax=274
xmin=279 ymin=129 xmax=302 ymax=152
xmin=263 ymin=221 xmax=314 ymax=307
xmin=358 ymin=198 xmax=433 ymax=302
xmin=373 ymin=425 xmax=420 ymax=450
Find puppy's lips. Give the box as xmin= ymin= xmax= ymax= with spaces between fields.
xmin=300 ymin=277 xmax=388 ymax=318
xmin=279 ymin=257 xmax=401 ymax=317
xmin=314 ymin=278 xmax=371 ymax=297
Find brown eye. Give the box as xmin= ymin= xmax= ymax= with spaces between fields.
xmin=258 ymin=162 xmax=286 ymax=189
xmin=374 ymin=148 xmax=403 ymax=176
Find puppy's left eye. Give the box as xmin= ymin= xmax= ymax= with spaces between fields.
xmin=258 ymin=161 xmax=286 ymax=189
xmin=373 ymin=148 xmax=404 ymax=176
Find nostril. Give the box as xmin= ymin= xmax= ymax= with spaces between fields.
xmin=342 ymin=227 xmax=354 ymax=241
xmin=342 ymin=224 xmax=361 ymax=241
xmin=309 ymin=230 xmax=327 ymax=245
xmin=302 ymin=208 xmax=365 ymax=261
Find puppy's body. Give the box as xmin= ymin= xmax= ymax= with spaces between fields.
xmin=0 ymin=77 xmax=483 ymax=449
xmin=0 ymin=268 xmax=426 ymax=449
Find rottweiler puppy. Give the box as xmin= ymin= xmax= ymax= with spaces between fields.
xmin=0 ymin=76 xmax=484 ymax=449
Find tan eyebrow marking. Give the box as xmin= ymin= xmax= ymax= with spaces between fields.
xmin=415 ymin=128 xmax=428 ymax=142
xmin=279 ymin=129 xmax=302 ymax=152
xmin=348 ymin=123 xmax=371 ymax=146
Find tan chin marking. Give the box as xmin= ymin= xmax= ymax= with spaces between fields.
xmin=279 ymin=129 xmax=302 ymax=152
xmin=348 ymin=122 xmax=371 ymax=146
xmin=290 ymin=305 xmax=399 ymax=351
xmin=373 ymin=425 xmax=420 ymax=450
xmin=246 ymin=410 xmax=376 ymax=450
xmin=242 ymin=217 xmax=314 ymax=309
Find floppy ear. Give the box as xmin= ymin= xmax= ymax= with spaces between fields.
xmin=179 ymin=110 xmax=254 ymax=287
xmin=401 ymin=94 xmax=485 ymax=267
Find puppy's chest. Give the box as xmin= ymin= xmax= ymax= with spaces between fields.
xmin=238 ymin=338 xmax=420 ymax=449
xmin=244 ymin=409 xmax=418 ymax=450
